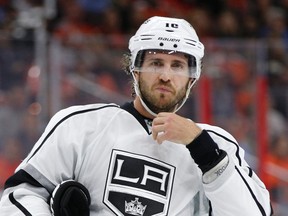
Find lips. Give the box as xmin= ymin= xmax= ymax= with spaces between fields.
xmin=155 ymin=85 xmax=173 ymax=94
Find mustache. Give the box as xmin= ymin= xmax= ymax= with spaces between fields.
xmin=155 ymin=80 xmax=173 ymax=88
xmin=153 ymin=80 xmax=175 ymax=92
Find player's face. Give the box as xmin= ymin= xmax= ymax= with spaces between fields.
xmin=136 ymin=52 xmax=191 ymax=113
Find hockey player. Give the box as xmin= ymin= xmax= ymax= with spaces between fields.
xmin=0 ymin=16 xmax=272 ymax=215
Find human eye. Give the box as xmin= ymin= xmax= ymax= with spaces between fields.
xmin=171 ymin=62 xmax=188 ymax=74
xmin=172 ymin=62 xmax=183 ymax=69
xmin=147 ymin=60 xmax=163 ymax=72
xmin=151 ymin=60 xmax=162 ymax=67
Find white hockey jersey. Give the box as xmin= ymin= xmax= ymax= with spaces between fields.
xmin=0 ymin=103 xmax=272 ymax=215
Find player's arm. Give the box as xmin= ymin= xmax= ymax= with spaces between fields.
xmin=152 ymin=113 xmax=272 ymax=215
xmin=0 ymin=107 xmax=87 ymax=215
xmin=186 ymin=128 xmax=272 ymax=216
xmin=0 ymin=170 xmax=52 ymax=215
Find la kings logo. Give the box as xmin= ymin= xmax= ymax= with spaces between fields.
xmin=103 ymin=150 xmax=175 ymax=216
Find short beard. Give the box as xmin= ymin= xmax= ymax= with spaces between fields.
xmin=138 ymin=77 xmax=189 ymax=114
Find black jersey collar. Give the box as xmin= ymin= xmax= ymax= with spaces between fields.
xmin=121 ymin=102 xmax=152 ymax=134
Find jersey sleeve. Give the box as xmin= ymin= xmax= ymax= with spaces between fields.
xmin=0 ymin=104 xmax=116 ymax=215
xmin=188 ymin=124 xmax=272 ymax=216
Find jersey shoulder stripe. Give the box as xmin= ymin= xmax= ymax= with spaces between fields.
xmin=197 ymin=123 xmax=242 ymax=166
xmin=206 ymin=129 xmax=242 ymax=167
xmin=26 ymin=103 xmax=119 ymax=162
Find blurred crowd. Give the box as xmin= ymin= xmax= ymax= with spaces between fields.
xmin=0 ymin=0 xmax=288 ymax=214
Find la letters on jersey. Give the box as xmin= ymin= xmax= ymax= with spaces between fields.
xmin=103 ymin=150 xmax=175 ymax=216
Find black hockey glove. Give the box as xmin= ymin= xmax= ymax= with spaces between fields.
xmin=50 ymin=180 xmax=91 ymax=216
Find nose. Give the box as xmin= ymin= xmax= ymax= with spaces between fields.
xmin=158 ymin=66 xmax=172 ymax=82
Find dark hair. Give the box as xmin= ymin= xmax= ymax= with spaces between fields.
xmin=121 ymin=52 xmax=132 ymax=75
xmin=121 ymin=52 xmax=136 ymax=97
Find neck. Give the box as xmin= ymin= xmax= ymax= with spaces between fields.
xmin=133 ymin=97 xmax=156 ymax=119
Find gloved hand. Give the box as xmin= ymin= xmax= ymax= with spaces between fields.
xmin=50 ymin=180 xmax=91 ymax=216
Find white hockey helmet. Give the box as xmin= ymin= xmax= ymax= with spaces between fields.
xmin=128 ymin=16 xmax=204 ymax=80
xmin=128 ymin=16 xmax=205 ymax=116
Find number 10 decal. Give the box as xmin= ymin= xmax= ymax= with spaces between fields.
xmin=166 ymin=23 xmax=178 ymax=28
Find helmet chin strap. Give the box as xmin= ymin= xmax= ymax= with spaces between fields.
xmin=132 ymin=72 xmax=158 ymax=117
xmin=131 ymin=72 xmax=197 ymax=117
xmin=173 ymin=79 xmax=196 ymax=113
